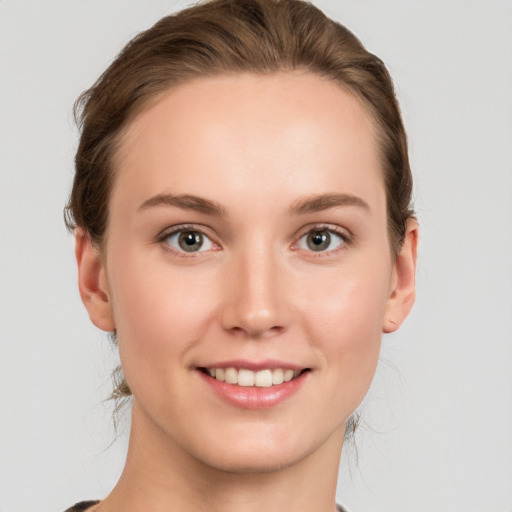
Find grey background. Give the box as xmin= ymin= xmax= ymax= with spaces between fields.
xmin=1 ymin=1 xmax=511 ymax=511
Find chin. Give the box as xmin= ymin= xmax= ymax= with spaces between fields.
xmin=199 ymin=446 xmax=307 ymax=475
xmin=188 ymin=425 xmax=335 ymax=475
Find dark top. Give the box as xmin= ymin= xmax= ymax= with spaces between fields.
xmin=65 ymin=501 xmax=348 ymax=511
xmin=64 ymin=502 xmax=100 ymax=512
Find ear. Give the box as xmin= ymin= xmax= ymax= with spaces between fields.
xmin=383 ymin=218 xmax=419 ymax=333
xmin=75 ymin=228 xmax=116 ymax=332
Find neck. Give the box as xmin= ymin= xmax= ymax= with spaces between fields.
xmin=98 ymin=400 xmax=344 ymax=512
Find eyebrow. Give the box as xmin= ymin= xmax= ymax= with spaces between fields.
xmin=138 ymin=192 xmax=368 ymax=217
xmin=138 ymin=193 xmax=226 ymax=216
xmin=288 ymin=193 xmax=370 ymax=216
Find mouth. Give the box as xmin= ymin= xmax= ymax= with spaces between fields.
xmin=196 ymin=363 xmax=311 ymax=409
xmin=198 ymin=366 xmax=311 ymax=388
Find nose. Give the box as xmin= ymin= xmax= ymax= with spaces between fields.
xmin=220 ymin=246 xmax=288 ymax=339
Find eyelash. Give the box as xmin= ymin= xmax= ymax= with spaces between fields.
xmin=157 ymin=224 xmax=219 ymax=257
xmin=156 ymin=223 xmax=353 ymax=257
xmin=293 ymin=224 xmax=352 ymax=256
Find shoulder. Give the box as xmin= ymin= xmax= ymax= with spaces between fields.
xmin=64 ymin=500 xmax=100 ymax=512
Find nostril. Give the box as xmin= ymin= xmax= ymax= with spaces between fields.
xmin=250 ymin=325 xmax=286 ymax=339
xmin=225 ymin=323 xmax=286 ymax=339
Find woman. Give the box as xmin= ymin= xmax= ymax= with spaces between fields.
xmin=65 ymin=0 xmax=417 ymax=510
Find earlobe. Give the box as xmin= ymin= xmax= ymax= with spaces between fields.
xmin=75 ymin=228 xmax=116 ymax=332
xmin=383 ymin=219 xmax=419 ymax=333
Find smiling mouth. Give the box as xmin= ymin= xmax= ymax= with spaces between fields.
xmin=198 ymin=367 xmax=311 ymax=388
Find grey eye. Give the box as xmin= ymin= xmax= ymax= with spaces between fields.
xmin=165 ymin=230 xmax=213 ymax=253
xmin=298 ymin=229 xmax=344 ymax=252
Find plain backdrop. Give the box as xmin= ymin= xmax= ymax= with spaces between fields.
xmin=1 ymin=1 xmax=511 ymax=511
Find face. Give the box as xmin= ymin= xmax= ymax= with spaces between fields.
xmin=78 ymin=71 xmax=415 ymax=474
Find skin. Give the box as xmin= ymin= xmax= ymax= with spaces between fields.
xmin=76 ymin=71 xmax=418 ymax=512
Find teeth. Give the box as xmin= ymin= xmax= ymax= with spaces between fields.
xmin=255 ymin=369 xmax=272 ymax=388
xmin=284 ymin=369 xmax=294 ymax=382
xmin=224 ymin=367 xmax=238 ymax=384
xmin=207 ymin=367 xmax=303 ymax=387
xmin=238 ymin=369 xmax=255 ymax=387
xmin=272 ymin=368 xmax=284 ymax=385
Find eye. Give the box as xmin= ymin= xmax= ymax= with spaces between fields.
xmin=297 ymin=228 xmax=346 ymax=253
xmin=163 ymin=229 xmax=214 ymax=253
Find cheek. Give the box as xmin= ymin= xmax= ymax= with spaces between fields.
xmin=298 ymin=258 xmax=391 ymax=402
xmin=300 ymin=254 xmax=390 ymax=337
xmin=107 ymin=251 xmax=217 ymax=387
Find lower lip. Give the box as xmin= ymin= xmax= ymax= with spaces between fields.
xmin=198 ymin=370 xmax=309 ymax=409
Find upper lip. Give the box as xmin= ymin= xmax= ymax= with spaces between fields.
xmin=197 ymin=359 xmax=309 ymax=372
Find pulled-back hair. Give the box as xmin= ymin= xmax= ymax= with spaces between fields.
xmin=66 ymin=0 xmax=413 ymax=250
xmin=65 ymin=0 xmax=414 ymax=432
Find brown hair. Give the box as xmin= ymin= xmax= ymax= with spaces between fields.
xmin=65 ymin=0 xmax=414 ymax=431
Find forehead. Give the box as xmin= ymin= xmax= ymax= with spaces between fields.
xmin=113 ymin=71 xmax=385 ymax=214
